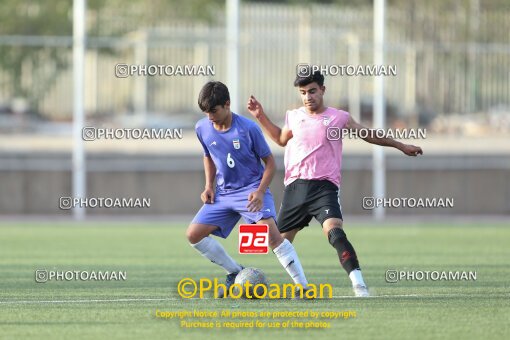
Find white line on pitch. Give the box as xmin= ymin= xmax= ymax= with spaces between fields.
xmin=3 ymin=293 xmax=497 ymax=304
xmin=0 ymin=297 xmax=183 ymax=304
xmin=0 ymin=295 xmax=420 ymax=304
xmin=331 ymin=294 xmax=421 ymax=298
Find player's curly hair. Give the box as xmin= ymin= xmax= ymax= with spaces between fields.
xmin=294 ymin=70 xmax=324 ymax=87
xmin=198 ymin=81 xmax=230 ymax=112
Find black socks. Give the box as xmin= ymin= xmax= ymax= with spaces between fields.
xmin=328 ymin=228 xmax=360 ymax=274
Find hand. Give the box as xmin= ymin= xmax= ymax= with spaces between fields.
xmin=247 ymin=95 xmax=264 ymax=119
xmin=201 ymin=188 xmax=215 ymax=204
xmin=400 ymin=144 xmax=423 ymax=156
xmin=247 ymin=190 xmax=264 ymax=212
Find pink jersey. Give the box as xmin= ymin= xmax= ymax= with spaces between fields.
xmin=283 ymin=107 xmax=350 ymax=187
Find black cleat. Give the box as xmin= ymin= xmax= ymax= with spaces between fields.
xmin=217 ymin=266 xmax=244 ymax=298
xmin=292 ymin=286 xmax=315 ymax=300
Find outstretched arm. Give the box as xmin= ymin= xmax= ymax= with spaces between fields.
xmin=345 ymin=115 xmax=423 ymax=156
xmin=247 ymin=95 xmax=293 ymax=147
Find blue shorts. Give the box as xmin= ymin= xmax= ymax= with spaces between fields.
xmin=191 ymin=187 xmax=277 ymax=239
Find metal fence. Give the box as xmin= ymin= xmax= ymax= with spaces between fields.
xmin=0 ymin=3 xmax=509 ymax=125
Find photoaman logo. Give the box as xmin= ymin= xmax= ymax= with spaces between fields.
xmin=177 ymin=278 xmax=332 ymax=299
xmin=239 ymin=224 xmax=268 ymax=254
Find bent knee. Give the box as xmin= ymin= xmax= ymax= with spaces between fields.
xmin=269 ymin=233 xmax=284 ymax=249
xmin=323 ymin=219 xmax=343 ymax=232
xmin=186 ymin=226 xmax=204 ymax=244
xmin=186 ymin=223 xmax=217 ymax=244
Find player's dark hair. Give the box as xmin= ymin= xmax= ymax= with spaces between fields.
xmin=294 ymin=70 xmax=325 ymax=87
xmin=198 ymin=81 xmax=230 ymax=112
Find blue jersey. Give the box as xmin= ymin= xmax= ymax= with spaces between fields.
xmin=195 ymin=113 xmax=272 ymax=193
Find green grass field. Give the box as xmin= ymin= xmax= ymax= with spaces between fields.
xmin=1 ymin=221 xmax=509 ymax=339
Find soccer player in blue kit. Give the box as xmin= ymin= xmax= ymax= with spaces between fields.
xmin=186 ymin=81 xmax=309 ymax=298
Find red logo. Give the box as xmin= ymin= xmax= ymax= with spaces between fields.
xmin=239 ymin=224 xmax=269 ymax=254
xmin=341 ymin=251 xmax=351 ymax=264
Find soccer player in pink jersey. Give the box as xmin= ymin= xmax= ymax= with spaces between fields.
xmin=247 ymin=70 xmax=422 ymax=297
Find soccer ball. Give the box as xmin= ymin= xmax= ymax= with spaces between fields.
xmin=233 ymin=267 xmax=268 ymax=298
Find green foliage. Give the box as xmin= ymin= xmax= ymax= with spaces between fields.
xmin=0 ymin=0 xmax=224 ymax=110
xmin=0 ymin=0 xmax=72 ymax=35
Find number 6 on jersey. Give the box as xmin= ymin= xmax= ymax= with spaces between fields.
xmin=227 ymin=152 xmax=236 ymax=168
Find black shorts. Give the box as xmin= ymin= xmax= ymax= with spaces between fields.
xmin=277 ymin=179 xmax=343 ymax=233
